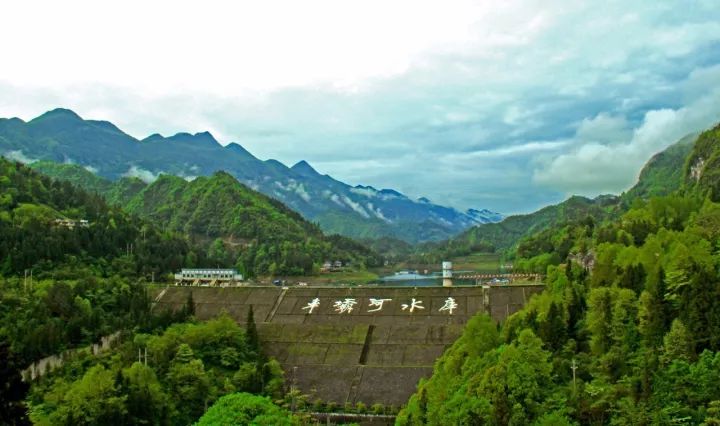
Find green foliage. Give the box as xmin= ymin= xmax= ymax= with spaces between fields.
xmin=30 ymin=161 xmax=383 ymax=276
xmin=622 ymin=132 xmax=698 ymax=202
xmin=195 ymin=392 xmax=296 ymax=426
xmin=685 ymin=123 xmax=720 ymax=201
xmin=401 ymin=124 xmax=720 ymax=426
xmin=27 ymin=315 xmax=286 ymax=425
xmin=0 ymin=157 xmax=190 ymax=278
xmin=30 ymin=365 xmax=127 ymax=426
xmin=420 ymin=195 xmax=617 ymax=263
xmin=0 ymin=338 xmax=29 ymax=425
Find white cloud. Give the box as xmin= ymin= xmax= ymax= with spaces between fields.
xmin=367 ymin=202 xmax=392 ymax=223
xmin=3 ymin=150 xmax=38 ymax=164
xmin=533 ymin=74 xmax=720 ymax=195
xmin=342 ymin=195 xmax=370 ymax=218
xmin=0 ymin=1 xmax=718 ymax=213
xmin=84 ymin=165 xmax=99 ymax=174
xmin=329 ymin=193 xmax=344 ymax=207
xmin=350 ymin=187 xmax=378 ymax=198
xmin=122 ymin=166 xmax=160 ymax=183
xmin=294 ymin=184 xmax=311 ymax=202
xmin=575 ymin=114 xmax=632 ymax=146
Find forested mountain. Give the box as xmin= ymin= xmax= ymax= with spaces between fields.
xmin=621 ymin=132 xmax=698 ymax=202
xmin=0 ymin=157 xmax=189 ymax=279
xmin=30 ymin=161 xmax=382 ymax=276
xmin=398 ymin=123 xmax=720 ymax=425
xmin=0 ymin=157 xmax=311 ymax=424
xmin=0 ymin=156 xmax=197 ymax=421
xmin=0 ymin=108 xmax=502 ymax=243
xmin=122 ymin=171 xmax=382 ymax=276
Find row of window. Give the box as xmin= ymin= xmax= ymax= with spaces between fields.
xmin=179 ymin=270 xmax=239 ymax=279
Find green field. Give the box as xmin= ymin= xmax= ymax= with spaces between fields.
xmin=450 ymin=253 xmax=504 ymax=273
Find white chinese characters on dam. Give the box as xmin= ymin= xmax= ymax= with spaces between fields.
xmin=301 ymin=297 xmax=458 ymax=314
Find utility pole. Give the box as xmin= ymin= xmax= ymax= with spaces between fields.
xmin=571 ymin=359 xmax=578 ymax=394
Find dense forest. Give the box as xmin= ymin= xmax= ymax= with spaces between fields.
xmin=25 ymin=312 xmax=292 ymax=425
xmin=4 ymin=121 xmax=720 ymax=425
xmin=30 ymin=161 xmax=382 ymax=276
xmin=398 ymin=125 xmax=720 ymax=424
xmin=0 ymin=158 xmax=305 ymax=424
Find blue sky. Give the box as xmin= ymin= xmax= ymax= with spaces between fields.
xmin=1 ymin=0 xmax=719 ymax=214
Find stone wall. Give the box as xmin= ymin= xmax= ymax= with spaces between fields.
xmin=155 ymin=284 xmax=543 ymax=406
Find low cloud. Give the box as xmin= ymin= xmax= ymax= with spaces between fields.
xmin=4 ymin=150 xmax=38 ymax=164
xmin=342 ymin=195 xmax=370 ymax=218
xmin=533 ymin=67 xmax=720 ymax=196
xmin=123 ymin=165 xmax=160 ymax=183
xmin=0 ymin=1 xmax=718 ymax=214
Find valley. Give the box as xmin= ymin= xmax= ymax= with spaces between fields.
xmin=4 ymin=123 xmax=719 ymax=425
xmin=3 ymin=2 xmax=719 ymax=424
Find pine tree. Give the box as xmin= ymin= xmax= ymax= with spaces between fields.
xmin=0 ymin=340 xmax=30 ymax=425
xmin=185 ymin=291 xmax=195 ymax=317
xmin=661 ymin=319 xmax=695 ymax=364
xmin=246 ymin=305 xmax=260 ymax=356
xmin=539 ymin=302 xmax=566 ymax=352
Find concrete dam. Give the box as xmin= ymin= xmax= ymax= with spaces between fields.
xmin=155 ymin=284 xmax=543 ymax=406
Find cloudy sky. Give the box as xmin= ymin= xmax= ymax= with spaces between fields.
xmin=1 ymin=0 xmax=719 ymax=214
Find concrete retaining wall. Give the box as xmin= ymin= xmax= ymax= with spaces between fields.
xmin=155 ymin=284 xmax=543 ymax=406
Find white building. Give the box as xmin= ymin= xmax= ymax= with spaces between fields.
xmin=174 ymin=268 xmax=243 ymax=286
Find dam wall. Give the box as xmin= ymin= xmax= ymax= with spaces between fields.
xmin=155 ymin=284 xmax=543 ymax=406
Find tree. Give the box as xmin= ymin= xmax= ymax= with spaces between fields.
xmin=661 ymin=319 xmax=695 ymax=364
xmin=538 ymin=301 xmax=566 ymax=352
xmin=0 ymin=340 xmax=29 ymax=425
xmin=184 ymin=291 xmax=195 ymax=317
xmin=196 ymin=392 xmax=295 ymax=426
xmin=166 ymin=345 xmax=211 ymax=424
xmin=122 ymin=362 xmax=170 ymax=425
xmin=34 ymin=365 xmax=127 ymax=426
xmin=246 ymin=305 xmax=260 ymax=356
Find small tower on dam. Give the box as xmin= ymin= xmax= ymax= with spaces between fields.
xmin=442 ymin=261 xmax=453 ymax=287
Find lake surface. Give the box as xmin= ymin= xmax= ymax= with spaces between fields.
xmin=378 ymin=273 xmax=440 ymax=286
xmin=377 ymin=271 xmax=481 ymax=287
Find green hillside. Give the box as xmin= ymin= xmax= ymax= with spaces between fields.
xmin=684 ymin=123 xmax=720 ymax=200
xmin=2 ymin=108 xmax=503 ymax=243
xmin=28 ymin=162 xmax=381 ymax=276
xmin=423 ymin=133 xmax=703 ymax=262
xmin=0 ymin=157 xmax=190 ymax=278
xmin=399 ymin=123 xmax=720 ymax=425
xmin=124 ymin=172 xmax=380 ymax=276
xmin=0 ymin=157 xmax=292 ymax=425
xmin=622 ymin=132 xmax=698 ymax=202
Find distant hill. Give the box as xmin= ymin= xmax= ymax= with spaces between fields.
xmin=1 ymin=108 xmax=502 ymax=243
xmin=437 ymin=195 xmax=618 ymax=256
xmin=429 ymin=131 xmax=705 ymax=258
xmin=28 ymin=161 xmax=381 ymax=276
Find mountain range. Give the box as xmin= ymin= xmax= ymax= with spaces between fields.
xmin=0 ymin=108 xmax=502 ymax=243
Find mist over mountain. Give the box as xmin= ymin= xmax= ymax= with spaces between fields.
xmin=0 ymin=108 xmax=502 ymax=243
